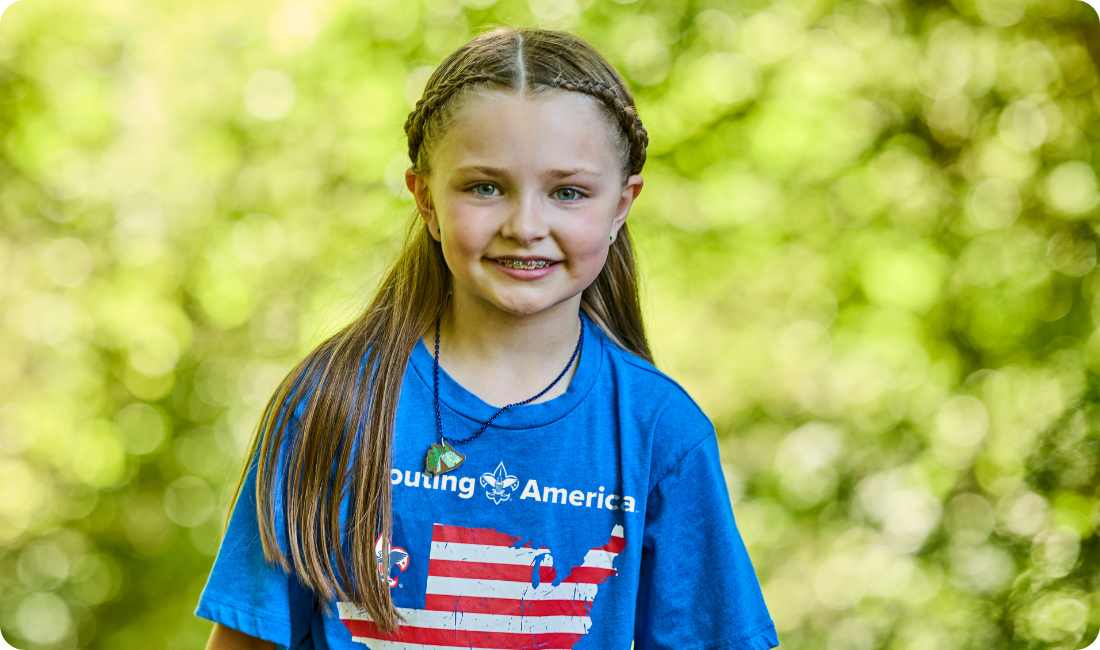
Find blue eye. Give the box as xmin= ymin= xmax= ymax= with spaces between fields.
xmin=555 ymin=187 xmax=584 ymax=201
xmin=472 ymin=183 xmax=499 ymax=196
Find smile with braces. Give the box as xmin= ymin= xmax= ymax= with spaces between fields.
xmin=496 ymin=259 xmax=556 ymax=269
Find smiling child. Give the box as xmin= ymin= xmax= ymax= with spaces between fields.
xmin=195 ymin=26 xmax=778 ymax=650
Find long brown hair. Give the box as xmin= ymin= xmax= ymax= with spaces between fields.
xmin=226 ymin=26 xmax=653 ymax=632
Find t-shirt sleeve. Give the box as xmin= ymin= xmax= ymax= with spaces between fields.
xmin=634 ymin=431 xmax=778 ymax=650
xmin=193 ymin=431 xmax=316 ymax=649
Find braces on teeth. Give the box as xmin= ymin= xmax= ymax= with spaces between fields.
xmin=500 ymin=259 xmax=552 ymax=268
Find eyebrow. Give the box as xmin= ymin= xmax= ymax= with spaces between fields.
xmin=453 ymin=165 xmax=602 ymax=180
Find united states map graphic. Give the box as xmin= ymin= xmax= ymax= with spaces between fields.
xmin=337 ymin=523 xmax=626 ymax=649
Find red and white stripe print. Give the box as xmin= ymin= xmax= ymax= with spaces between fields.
xmin=337 ymin=523 xmax=626 ymax=649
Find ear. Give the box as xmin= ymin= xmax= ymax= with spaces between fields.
xmin=611 ymin=174 xmax=644 ymax=239
xmin=405 ymin=167 xmax=440 ymax=241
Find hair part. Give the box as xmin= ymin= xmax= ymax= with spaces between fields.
xmin=228 ymin=26 xmax=653 ymax=634
xmin=405 ymin=27 xmax=648 ymax=185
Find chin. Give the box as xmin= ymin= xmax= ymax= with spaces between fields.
xmin=488 ymin=292 xmax=567 ymax=317
xmin=493 ymin=300 xmax=554 ymax=317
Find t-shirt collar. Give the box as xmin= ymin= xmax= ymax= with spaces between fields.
xmin=409 ymin=311 xmax=602 ymax=430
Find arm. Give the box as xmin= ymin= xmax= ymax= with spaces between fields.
xmin=205 ymin=623 xmax=277 ymax=650
xmin=193 ymin=420 xmax=316 ymax=648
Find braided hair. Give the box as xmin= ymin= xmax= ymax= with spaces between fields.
xmin=403 ymin=28 xmax=649 ymax=183
xmin=540 ymin=78 xmax=649 ymax=178
xmin=403 ymin=72 xmax=507 ymax=175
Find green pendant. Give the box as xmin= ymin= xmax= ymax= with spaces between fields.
xmin=425 ymin=441 xmax=465 ymax=475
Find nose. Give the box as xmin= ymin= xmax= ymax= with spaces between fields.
xmin=499 ymin=191 xmax=550 ymax=245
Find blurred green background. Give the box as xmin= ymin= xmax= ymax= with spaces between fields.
xmin=2 ymin=0 xmax=1100 ymax=648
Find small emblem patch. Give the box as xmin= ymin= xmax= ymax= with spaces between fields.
xmin=374 ymin=534 xmax=409 ymax=588
xmin=480 ymin=462 xmax=520 ymax=504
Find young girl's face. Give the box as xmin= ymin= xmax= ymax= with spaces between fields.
xmin=406 ymin=89 xmax=643 ymax=319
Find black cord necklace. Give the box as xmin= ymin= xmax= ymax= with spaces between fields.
xmin=423 ymin=312 xmax=585 ymax=475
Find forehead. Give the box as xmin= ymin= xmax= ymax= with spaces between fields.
xmin=434 ymin=89 xmax=621 ymax=176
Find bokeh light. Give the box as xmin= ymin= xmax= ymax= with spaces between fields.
xmin=2 ymin=0 xmax=1100 ymax=648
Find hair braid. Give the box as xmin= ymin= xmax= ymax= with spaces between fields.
xmin=404 ymin=72 xmax=505 ymax=169
xmin=545 ymin=78 xmax=649 ymax=176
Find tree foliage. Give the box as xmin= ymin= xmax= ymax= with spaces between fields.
xmin=1 ymin=0 xmax=1099 ymax=648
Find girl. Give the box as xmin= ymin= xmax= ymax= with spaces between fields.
xmin=196 ymin=26 xmax=777 ymax=650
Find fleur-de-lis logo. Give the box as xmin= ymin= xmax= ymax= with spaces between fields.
xmin=480 ymin=462 xmax=519 ymax=505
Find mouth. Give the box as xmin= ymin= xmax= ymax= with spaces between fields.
xmin=491 ymin=257 xmax=561 ymax=270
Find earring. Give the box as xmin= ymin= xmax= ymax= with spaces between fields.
xmin=609 ymin=235 xmax=613 ymax=241
xmin=437 ymin=227 xmax=441 ymax=233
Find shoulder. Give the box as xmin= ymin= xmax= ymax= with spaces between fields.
xmin=591 ymin=324 xmax=716 ymax=477
xmin=280 ymin=337 xmax=379 ymax=426
xmin=594 ymin=324 xmax=712 ymax=427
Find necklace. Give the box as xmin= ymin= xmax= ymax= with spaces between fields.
xmin=423 ymin=313 xmax=585 ymax=475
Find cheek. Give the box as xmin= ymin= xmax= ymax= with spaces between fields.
xmin=562 ymin=223 xmax=612 ymax=272
xmin=439 ymin=206 xmax=491 ymax=264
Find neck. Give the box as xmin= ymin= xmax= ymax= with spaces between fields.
xmin=426 ymin=292 xmax=585 ymax=407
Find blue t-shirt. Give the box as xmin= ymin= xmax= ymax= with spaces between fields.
xmin=194 ymin=313 xmax=778 ymax=650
